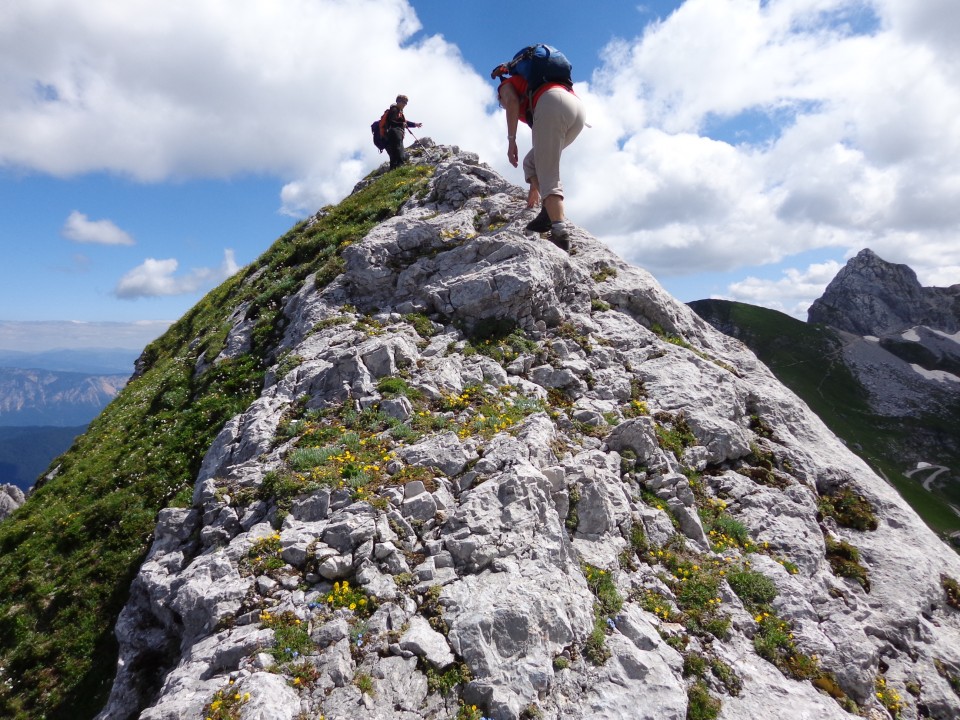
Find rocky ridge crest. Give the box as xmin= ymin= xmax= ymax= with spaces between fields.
xmin=97 ymin=145 xmax=960 ymax=720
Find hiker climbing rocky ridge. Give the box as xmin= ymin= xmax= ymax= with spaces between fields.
xmin=96 ymin=143 xmax=960 ymax=720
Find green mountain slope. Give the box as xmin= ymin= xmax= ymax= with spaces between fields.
xmin=689 ymin=299 xmax=960 ymax=542
xmin=0 ymin=164 xmax=432 ymax=720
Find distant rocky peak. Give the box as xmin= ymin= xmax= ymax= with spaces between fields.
xmin=808 ymin=248 xmax=960 ymax=335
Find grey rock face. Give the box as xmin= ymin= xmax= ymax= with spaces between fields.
xmin=98 ymin=149 xmax=960 ymax=720
xmin=808 ymin=248 xmax=960 ymax=335
xmin=0 ymin=483 xmax=25 ymax=520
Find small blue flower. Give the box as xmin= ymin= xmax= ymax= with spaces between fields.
xmin=606 ymin=618 xmax=616 ymax=630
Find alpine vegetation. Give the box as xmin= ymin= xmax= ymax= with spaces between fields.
xmin=4 ymin=142 xmax=960 ymax=720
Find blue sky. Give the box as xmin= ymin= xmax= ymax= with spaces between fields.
xmin=2 ymin=0 xmax=959 ymax=351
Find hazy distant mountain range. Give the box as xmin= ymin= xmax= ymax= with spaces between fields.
xmin=0 ymin=348 xmax=136 ymax=490
xmin=0 ymin=368 xmax=128 ymax=427
xmin=0 ymin=347 xmax=139 ymax=375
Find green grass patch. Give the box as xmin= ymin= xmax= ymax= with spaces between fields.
xmin=353 ymin=671 xmax=375 ymax=696
xmin=874 ymin=676 xmax=905 ymax=718
xmin=642 ymin=546 xmax=731 ymax=640
xmin=463 ymin=320 xmax=538 ymax=365
xmin=698 ymin=498 xmax=758 ymax=553
xmin=628 ymin=522 xmax=649 ymax=557
xmin=566 ymin=485 xmax=581 ymax=532
xmin=439 ymin=384 xmax=545 ymax=440
xmin=425 ymin=662 xmax=471 ymax=696
xmin=243 ymin=532 xmax=286 ymax=575
xmin=591 ymin=265 xmax=617 ymax=283
xmin=825 ymin=537 xmax=870 ymax=591
xmin=727 ymin=568 xmax=778 ymax=607
xmin=818 ymin=486 xmax=878 ymax=531
xmin=753 ymin=611 xmax=820 ymax=681
xmin=259 ymin=610 xmax=312 ymax=663
xmin=655 ymin=414 xmax=697 ymax=458
xmin=686 ymin=680 xmax=721 ymax=720
xmin=203 ymin=683 xmax=250 ymax=720
xmin=582 ymin=564 xmax=623 ymax=617
xmin=403 ymin=313 xmax=439 ymax=339
xmin=584 ymin=606 xmax=612 ymax=666
xmin=456 ymin=701 xmax=486 ymax=720
xmin=943 ymin=574 xmax=960 ymax=610
xmin=377 ymin=376 xmax=419 ymax=398
xmin=323 ymin=579 xmax=374 ymax=618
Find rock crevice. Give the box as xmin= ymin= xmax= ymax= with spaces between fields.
xmin=98 ymin=148 xmax=960 ymax=720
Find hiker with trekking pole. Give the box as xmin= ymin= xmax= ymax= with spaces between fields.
xmin=377 ymin=94 xmax=423 ymax=170
xmin=492 ymin=44 xmax=586 ymax=252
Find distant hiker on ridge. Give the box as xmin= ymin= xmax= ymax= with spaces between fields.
xmin=492 ymin=44 xmax=586 ymax=251
xmin=381 ymin=94 xmax=422 ymax=170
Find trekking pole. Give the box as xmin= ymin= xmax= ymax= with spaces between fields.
xmin=406 ymin=126 xmax=433 ymax=162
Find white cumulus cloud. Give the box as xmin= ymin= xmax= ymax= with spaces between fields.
xmin=564 ymin=0 xmax=960 ymax=310
xmin=3 ymin=0 xmax=959 ymax=318
xmin=0 ymin=0 xmax=500 ymax=214
xmin=61 ymin=211 xmax=134 ymax=246
xmin=723 ymin=260 xmax=844 ymax=318
xmin=115 ymin=249 xmax=239 ymax=299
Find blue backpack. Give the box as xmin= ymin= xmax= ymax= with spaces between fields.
xmin=508 ymin=44 xmax=573 ymax=94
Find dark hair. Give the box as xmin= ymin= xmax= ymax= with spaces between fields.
xmin=396 ymin=94 xmax=409 ymax=104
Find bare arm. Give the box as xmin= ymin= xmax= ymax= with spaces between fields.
xmin=498 ymin=82 xmax=521 ymax=168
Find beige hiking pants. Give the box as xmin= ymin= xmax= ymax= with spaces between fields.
xmin=522 ymin=87 xmax=586 ymax=199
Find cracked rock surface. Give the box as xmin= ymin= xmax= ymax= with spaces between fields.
xmin=98 ymin=146 xmax=960 ymax=720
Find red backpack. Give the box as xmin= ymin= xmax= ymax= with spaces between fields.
xmin=371 ymin=108 xmax=390 ymax=152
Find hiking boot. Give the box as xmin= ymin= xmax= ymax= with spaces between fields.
xmin=525 ymin=208 xmax=552 ymax=233
xmin=549 ymin=222 xmax=571 ymax=252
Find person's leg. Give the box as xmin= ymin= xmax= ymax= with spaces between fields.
xmin=386 ymin=143 xmax=400 ymax=169
xmin=531 ymin=90 xmax=585 ymax=249
xmin=532 ymin=89 xmax=584 ymax=222
xmin=543 ymin=194 xmax=564 ymax=223
xmin=521 ymin=150 xmax=553 ymax=232
xmin=386 ymin=129 xmax=404 ymax=168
